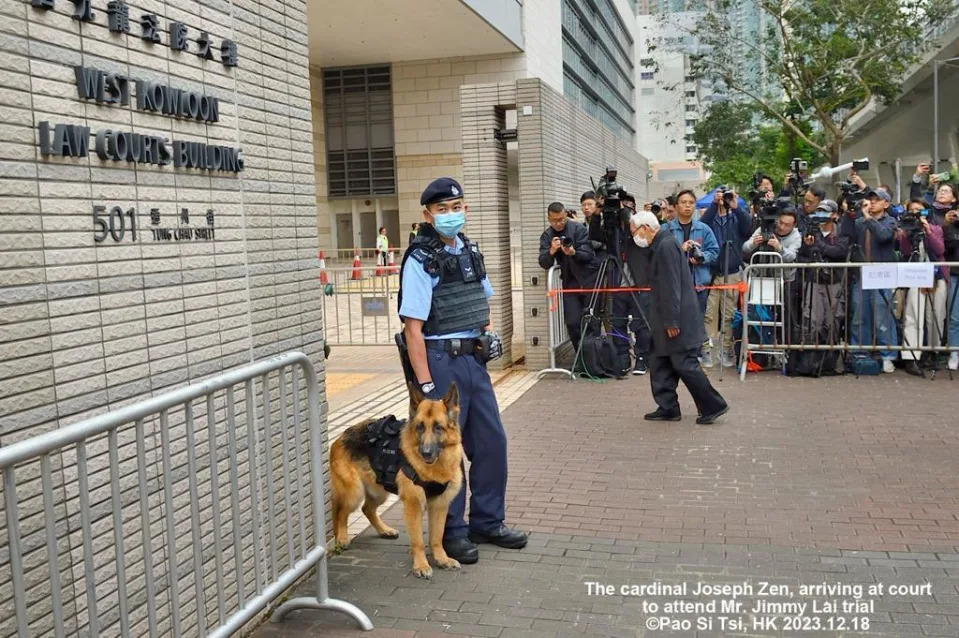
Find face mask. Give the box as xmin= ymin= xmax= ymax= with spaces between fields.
xmin=432 ymin=211 xmax=465 ymax=238
xmin=633 ymin=233 xmax=648 ymax=248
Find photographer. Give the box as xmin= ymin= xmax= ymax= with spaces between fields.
xmin=943 ymin=208 xmax=959 ymax=370
xmin=898 ymin=199 xmax=946 ymax=376
xmin=797 ymin=200 xmax=850 ymax=344
xmin=700 ymin=186 xmax=752 ymax=368
xmin=743 ymin=206 xmax=801 ymax=274
xmin=580 ymin=191 xmax=598 ymax=224
xmin=849 ymin=188 xmax=899 ymax=373
xmin=666 ymin=190 xmax=720 ymax=318
xmin=539 ymin=201 xmax=600 ymax=353
xmin=798 ymin=185 xmax=826 ymax=235
xmin=910 ymin=168 xmax=958 ymax=226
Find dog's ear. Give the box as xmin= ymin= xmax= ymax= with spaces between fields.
xmin=442 ymin=382 xmax=459 ymax=423
xmin=407 ymin=381 xmax=424 ymax=412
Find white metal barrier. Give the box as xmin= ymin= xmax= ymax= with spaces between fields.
xmin=0 ymin=352 xmax=373 ymax=638
xmin=740 ymin=261 xmax=959 ymax=380
xmin=321 ymin=266 xmax=403 ymax=346
xmin=537 ymin=266 xmax=574 ymax=378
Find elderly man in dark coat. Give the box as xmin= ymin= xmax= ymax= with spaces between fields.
xmin=629 ymin=210 xmax=730 ymax=425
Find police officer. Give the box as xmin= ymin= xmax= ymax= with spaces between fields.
xmin=397 ymin=177 xmax=528 ymax=564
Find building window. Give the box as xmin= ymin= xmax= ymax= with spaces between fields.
xmin=685 ymin=119 xmax=696 ymax=126
xmin=323 ymin=65 xmax=396 ymax=198
xmin=686 ymin=145 xmax=697 ymax=153
xmin=640 ymin=58 xmax=654 ymax=66
xmin=685 ymin=104 xmax=696 ymax=112
xmin=641 ymin=87 xmax=655 ymax=96
xmin=685 ymin=90 xmax=696 ymax=97
xmin=640 ymin=71 xmax=654 ymax=80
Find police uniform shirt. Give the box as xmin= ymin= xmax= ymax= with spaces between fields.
xmin=398 ymin=234 xmax=494 ymax=340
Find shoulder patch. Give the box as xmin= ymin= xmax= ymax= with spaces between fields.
xmin=410 ymin=247 xmax=432 ymax=263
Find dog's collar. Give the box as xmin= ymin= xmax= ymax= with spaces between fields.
xmin=400 ymin=460 xmax=449 ymax=498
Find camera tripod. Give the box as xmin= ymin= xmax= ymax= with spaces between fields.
xmin=568 ymin=248 xmax=651 ymax=379
xmin=901 ymin=240 xmax=951 ymax=379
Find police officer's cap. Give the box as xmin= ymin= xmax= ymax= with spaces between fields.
xmin=420 ymin=178 xmax=464 ymax=207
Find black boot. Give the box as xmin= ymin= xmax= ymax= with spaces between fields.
xmin=442 ymin=537 xmax=479 ymax=564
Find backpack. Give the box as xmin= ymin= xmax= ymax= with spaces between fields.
xmin=786 ymin=349 xmax=842 ymax=378
xmin=579 ymin=333 xmax=624 ymax=378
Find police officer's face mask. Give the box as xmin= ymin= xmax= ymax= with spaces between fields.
xmin=429 ymin=203 xmax=467 ymax=238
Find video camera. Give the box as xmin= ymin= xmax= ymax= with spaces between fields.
xmin=787 ymin=157 xmax=812 ymax=197
xmin=899 ymin=208 xmax=928 ymax=237
xmin=594 ymin=166 xmax=631 ymax=233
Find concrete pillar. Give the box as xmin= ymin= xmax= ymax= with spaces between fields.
xmin=351 ymin=199 xmax=360 ymax=250
xmin=460 ymin=84 xmax=516 ymax=369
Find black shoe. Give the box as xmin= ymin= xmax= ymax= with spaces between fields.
xmin=442 ymin=537 xmax=478 ymax=564
xmin=468 ymin=525 xmax=528 ymax=549
xmin=696 ymin=404 xmax=729 ymax=425
xmin=644 ymin=408 xmax=681 ymax=422
xmin=632 ymin=359 xmax=648 ymax=375
xmin=904 ymin=361 xmax=923 ymax=377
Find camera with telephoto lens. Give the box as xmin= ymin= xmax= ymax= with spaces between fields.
xmin=650 ymin=202 xmax=662 ymax=215
xmin=717 ymin=185 xmax=735 ymax=207
xmin=560 ymin=235 xmax=574 ymax=248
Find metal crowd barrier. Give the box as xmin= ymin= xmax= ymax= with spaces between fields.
xmin=321 ymin=266 xmax=403 ymax=346
xmin=537 ymin=266 xmax=574 ymax=378
xmin=740 ymin=260 xmax=959 ymax=380
xmin=0 ymin=351 xmax=373 ymax=638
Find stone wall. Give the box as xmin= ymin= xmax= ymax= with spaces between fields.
xmin=0 ymin=0 xmax=326 ymax=635
xmin=515 ymin=78 xmax=651 ymax=370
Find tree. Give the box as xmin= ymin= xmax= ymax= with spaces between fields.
xmin=659 ymin=0 xmax=951 ymax=166
xmin=691 ymin=100 xmax=826 ymax=191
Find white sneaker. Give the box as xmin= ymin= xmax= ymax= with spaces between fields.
xmin=721 ymin=351 xmax=736 ymax=368
xmin=882 ymin=359 xmax=895 ymax=374
xmin=700 ymin=349 xmax=715 ymax=368
xmin=949 ymin=352 xmax=959 ymax=371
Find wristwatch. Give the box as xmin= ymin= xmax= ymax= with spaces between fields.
xmin=419 ymin=381 xmax=435 ymax=395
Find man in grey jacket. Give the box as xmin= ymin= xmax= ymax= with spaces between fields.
xmin=742 ymin=207 xmax=802 ymax=281
xmin=742 ymin=206 xmax=803 ymax=342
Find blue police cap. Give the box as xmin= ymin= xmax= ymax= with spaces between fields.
xmin=420 ymin=177 xmax=464 ymax=206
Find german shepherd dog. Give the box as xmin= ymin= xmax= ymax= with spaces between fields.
xmin=329 ymin=382 xmax=464 ymax=578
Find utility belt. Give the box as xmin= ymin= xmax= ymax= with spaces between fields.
xmin=395 ymin=332 xmax=503 ymax=385
xmin=425 ymin=338 xmax=481 ymax=357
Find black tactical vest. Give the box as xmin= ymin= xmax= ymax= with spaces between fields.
xmin=363 ymin=415 xmax=448 ymax=498
xmin=398 ymin=224 xmax=490 ymax=336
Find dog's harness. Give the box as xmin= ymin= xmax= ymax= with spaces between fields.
xmin=364 ymin=415 xmax=449 ymax=498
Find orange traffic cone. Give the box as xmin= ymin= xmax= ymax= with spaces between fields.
xmin=318 ymin=250 xmax=329 ymax=284
xmin=375 ymin=250 xmax=386 ymax=276
xmin=351 ymin=248 xmax=362 ymax=280
xmin=387 ymin=249 xmax=398 ymax=274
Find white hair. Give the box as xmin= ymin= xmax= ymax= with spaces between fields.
xmin=630 ymin=211 xmax=660 ymax=232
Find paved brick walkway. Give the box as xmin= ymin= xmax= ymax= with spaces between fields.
xmin=255 ymin=372 xmax=959 ymax=637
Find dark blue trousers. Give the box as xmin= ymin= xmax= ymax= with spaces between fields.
xmin=425 ymin=349 xmax=507 ymax=539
